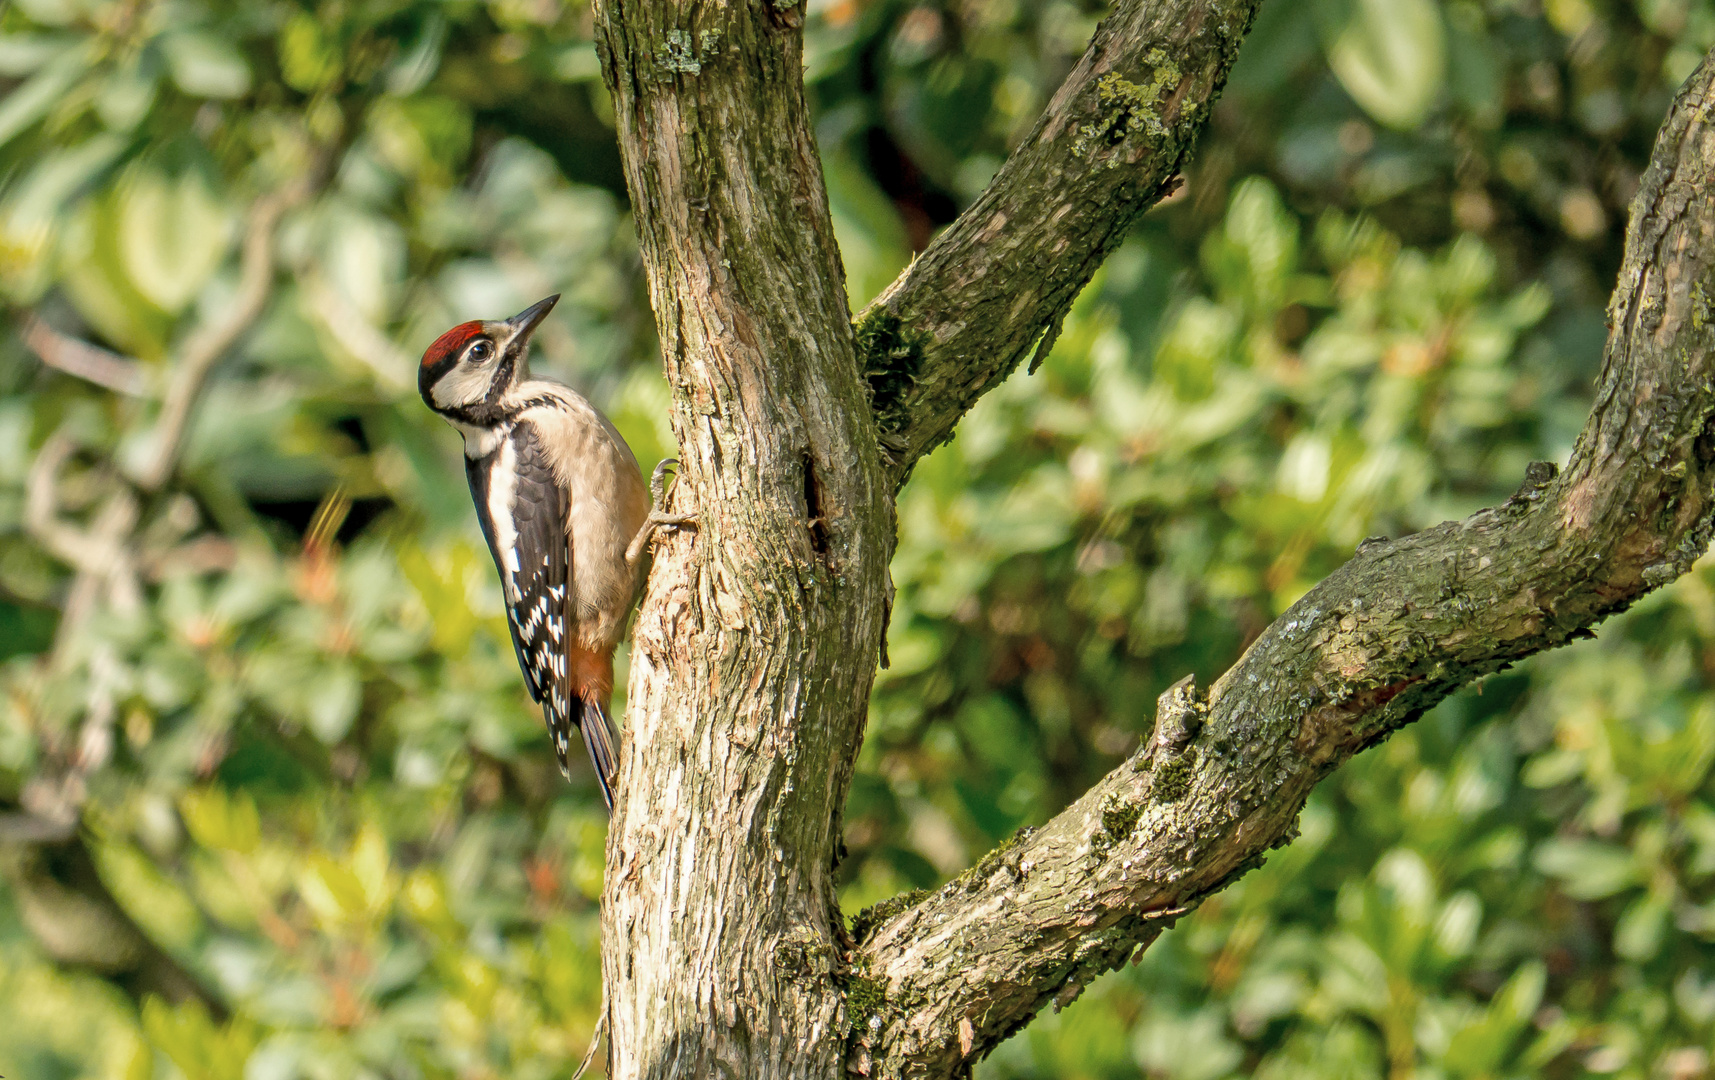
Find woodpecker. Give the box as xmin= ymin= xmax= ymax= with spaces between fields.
xmin=417 ymin=295 xmax=689 ymax=809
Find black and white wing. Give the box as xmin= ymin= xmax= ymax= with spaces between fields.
xmin=465 ymin=423 xmax=579 ymax=770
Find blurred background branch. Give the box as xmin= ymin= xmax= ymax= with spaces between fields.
xmin=133 ymin=178 xmax=316 ymax=494
xmin=4 ymin=165 xmax=325 ymax=1020
xmin=21 ymin=317 xmax=148 ymax=397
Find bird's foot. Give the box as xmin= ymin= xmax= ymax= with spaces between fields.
xmin=626 ymin=459 xmax=698 ymax=569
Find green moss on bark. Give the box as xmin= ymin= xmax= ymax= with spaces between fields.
xmin=851 ymin=888 xmax=928 ymax=945
xmin=1152 ymin=747 xmax=1198 ymax=803
xmin=844 ymin=972 xmax=888 ymax=1035
xmin=1072 ymin=50 xmax=1181 ymax=157
xmin=1096 ymin=791 xmax=1142 ymax=850
xmin=855 ymin=307 xmax=929 ymax=435
xmin=953 ymin=824 xmax=1037 ymax=891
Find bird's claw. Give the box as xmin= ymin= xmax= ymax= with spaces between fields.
xmin=649 ymin=458 xmax=677 ymax=506
xmin=627 ymin=459 xmax=698 ymax=569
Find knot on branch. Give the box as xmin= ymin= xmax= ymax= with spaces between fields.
xmin=1126 ymin=674 xmax=1207 ymax=804
xmin=1507 ymin=460 xmax=1560 ymax=506
xmin=1151 ymin=674 xmax=1204 ymax=753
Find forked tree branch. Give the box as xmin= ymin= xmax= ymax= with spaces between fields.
xmin=852 ymin=50 xmax=1715 ymax=1079
xmin=856 ymin=0 xmax=1263 ymax=484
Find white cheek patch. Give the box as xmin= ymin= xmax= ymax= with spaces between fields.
xmin=488 ymin=436 xmax=523 ymax=600
xmin=431 ymin=359 xmax=498 ymax=410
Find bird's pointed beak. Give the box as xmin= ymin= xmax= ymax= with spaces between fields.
xmin=504 ymin=294 xmax=560 ymax=342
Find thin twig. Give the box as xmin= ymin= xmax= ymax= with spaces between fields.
xmin=53 ymin=489 xmax=140 ymax=652
xmin=572 ymin=992 xmax=608 ymax=1080
xmin=0 ymin=812 xmax=79 ymax=843
xmin=21 ymin=316 xmax=150 ymax=397
xmin=135 ymin=178 xmax=313 ymax=492
xmin=139 ymin=535 xmax=237 ymax=580
xmin=8 ymin=172 xmax=325 ymax=880
xmin=24 ymin=430 xmax=104 ymax=572
xmin=26 ymin=428 xmax=144 ymax=646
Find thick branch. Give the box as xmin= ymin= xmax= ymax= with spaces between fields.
xmin=854 ymin=51 xmax=1715 ymax=1079
xmin=857 ymin=0 xmax=1263 ymax=482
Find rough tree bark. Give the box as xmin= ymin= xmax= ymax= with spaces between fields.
xmin=593 ymin=2 xmax=892 ymax=1077
xmin=592 ymin=0 xmax=1715 ymax=1076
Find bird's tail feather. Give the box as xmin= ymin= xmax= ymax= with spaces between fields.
xmin=579 ymin=698 xmax=619 ymax=811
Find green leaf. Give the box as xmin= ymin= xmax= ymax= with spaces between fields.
xmin=0 ymin=133 xmax=127 ymax=299
xmin=180 ymin=786 xmax=261 ymax=853
xmin=278 ymin=13 xmax=338 ymax=93
xmin=1534 ymin=838 xmax=1640 ymax=900
xmin=1614 ymin=894 xmax=1670 ymax=961
xmin=141 ymin=998 xmax=259 ymax=1080
xmin=305 ymin=663 xmax=362 ymax=744
xmin=385 ymin=14 xmax=447 ymax=95
xmin=59 ymin=194 xmax=177 ymax=356
xmin=350 ymin=823 xmax=396 ymax=912
xmin=117 ymin=164 xmax=234 ymax=313
xmin=0 ymin=33 xmax=78 ymax=76
xmin=321 ymin=203 xmax=407 ymax=322
xmin=94 ymin=52 xmax=160 ymax=131
xmin=0 ymin=45 xmax=89 ymax=150
xmin=161 ymin=31 xmax=252 ymax=99
xmin=1441 ymin=961 xmax=1543 ymax=1073
xmin=1324 ymin=0 xmax=1446 ymax=130
xmin=1132 ymin=1006 xmax=1244 ymax=1080
xmin=298 ymin=853 xmax=372 ymax=929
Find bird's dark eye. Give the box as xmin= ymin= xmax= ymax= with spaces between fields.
xmin=466 ymin=340 xmax=494 ymax=363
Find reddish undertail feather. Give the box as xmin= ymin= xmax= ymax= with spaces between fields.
xmin=566 ymin=646 xmax=619 ymax=810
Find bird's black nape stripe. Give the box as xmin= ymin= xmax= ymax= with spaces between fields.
xmin=441 ymin=394 xmax=560 ymax=429
xmin=443 ymin=401 xmax=507 ymax=427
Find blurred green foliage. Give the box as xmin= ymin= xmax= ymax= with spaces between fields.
xmin=1 ymin=0 xmax=1713 ymax=1077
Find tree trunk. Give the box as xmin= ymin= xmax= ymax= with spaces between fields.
xmin=592 ymin=0 xmax=1715 ymax=1074
xmin=594 ymin=2 xmax=892 ymax=1076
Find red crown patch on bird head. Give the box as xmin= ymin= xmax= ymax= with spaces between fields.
xmin=421 ymin=321 xmax=486 ymax=370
